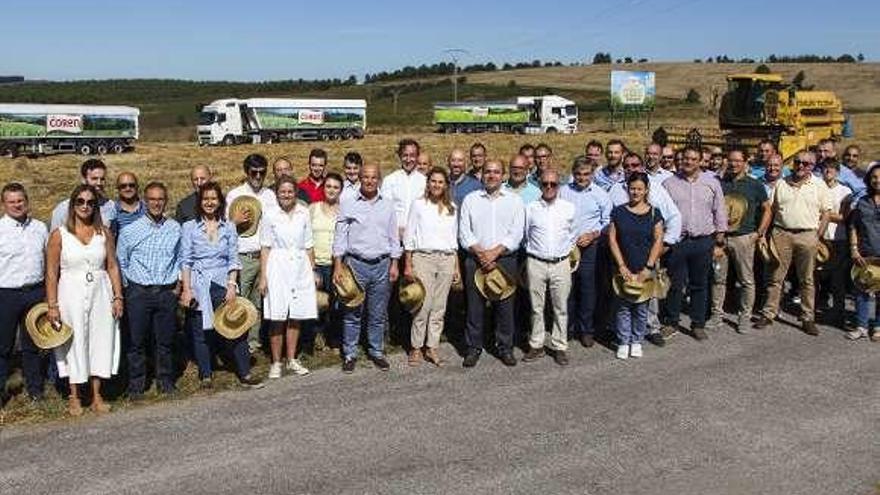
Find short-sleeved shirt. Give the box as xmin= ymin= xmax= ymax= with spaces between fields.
xmin=824 ymin=182 xmax=852 ymax=241
xmin=770 ymin=175 xmax=833 ymax=230
xmin=851 ymin=196 xmax=880 ymax=257
xmin=611 ymin=205 xmax=663 ymax=273
xmin=721 ymin=174 xmax=769 ymax=235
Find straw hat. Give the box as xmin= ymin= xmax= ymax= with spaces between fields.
xmin=569 ymin=246 xmax=581 ymax=273
xmin=474 ymin=265 xmax=517 ymax=301
xmin=399 ymin=277 xmax=426 ymax=314
xmin=24 ymin=303 xmax=73 ymax=350
xmin=229 ymin=195 xmax=262 ymax=237
xmin=213 ymin=297 xmax=259 ymax=340
xmin=852 ymin=263 xmax=880 ymax=293
xmin=725 ymin=193 xmax=748 ymax=232
xmin=333 ymin=263 xmax=365 ymax=308
xmin=758 ymin=236 xmax=780 ymax=264
xmin=612 ymin=274 xmax=655 ymax=304
xmin=816 ymin=241 xmax=831 ymax=264
xmin=316 ymin=290 xmax=330 ymax=313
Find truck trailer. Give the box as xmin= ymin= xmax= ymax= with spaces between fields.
xmin=197 ymin=98 xmax=367 ymax=146
xmin=433 ymin=95 xmax=578 ymax=134
xmin=0 ymin=103 xmax=139 ymax=157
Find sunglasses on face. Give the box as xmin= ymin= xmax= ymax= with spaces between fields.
xmin=540 ymin=181 xmax=559 ymax=188
xmin=794 ymin=160 xmax=815 ymax=165
xmin=117 ymin=182 xmax=137 ymax=190
xmin=248 ymin=169 xmax=267 ymax=177
xmin=74 ymin=198 xmax=97 ymax=207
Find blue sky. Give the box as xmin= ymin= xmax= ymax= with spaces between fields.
xmin=3 ymin=0 xmax=876 ymax=81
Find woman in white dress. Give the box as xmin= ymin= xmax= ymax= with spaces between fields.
xmin=258 ymin=176 xmax=317 ymax=379
xmin=45 ymin=185 xmax=124 ymax=416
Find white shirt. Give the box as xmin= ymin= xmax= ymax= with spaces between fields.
xmin=403 ymin=197 xmax=457 ymax=252
xmin=525 ymin=197 xmax=577 ymax=259
xmin=341 ymin=179 xmax=359 ymax=203
xmin=50 ymin=197 xmax=116 ymax=231
xmin=459 ymin=188 xmax=525 ymax=252
xmin=0 ymin=215 xmax=48 ymax=288
xmin=380 ymin=168 xmax=426 ymax=231
xmin=824 ymin=181 xmax=853 ymax=241
xmin=225 ymin=183 xmax=279 ymax=253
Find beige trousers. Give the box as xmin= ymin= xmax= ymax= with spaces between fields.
xmin=711 ymin=233 xmax=757 ymax=324
xmin=410 ymin=252 xmax=456 ymax=349
xmin=762 ymin=228 xmax=818 ymax=321
xmin=526 ymin=257 xmax=572 ymax=351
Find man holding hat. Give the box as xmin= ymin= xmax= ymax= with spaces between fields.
xmin=333 ymin=163 xmax=401 ymax=373
xmin=522 ymin=169 xmax=577 ymax=365
xmin=458 ymin=159 xmax=525 ymax=367
xmin=710 ymin=149 xmax=771 ymax=333
xmin=0 ymin=183 xmax=49 ymax=403
xmin=815 ymin=160 xmax=852 ymax=328
xmin=226 ymin=153 xmax=279 ymax=353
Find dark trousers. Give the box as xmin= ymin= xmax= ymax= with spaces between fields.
xmin=662 ymin=236 xmax=714 ymax=328
xmin=187 ymin=283 xmax=250 ymax=380
xmin=464 ymin=255 xmax=517 ymax=355
xmin=816 ymin=240 xmax=849 ymax=324
xmin=569 ymin=242 xmax=599 ymax=337
xmin=0 ymin=285 xmax=47 ymax=399
xmin=303 ymin=264 xmax=341 ymax=348
xmin=125 ymin=283 xmax=177 ymax=394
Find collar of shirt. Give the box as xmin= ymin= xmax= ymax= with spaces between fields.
xmin=356 ymin=191 xmax=383 ymax=202
xmin=478 ymin=188 xmax=507 ymax=200
xmin=1 ymin=214 xmax=31 ymax=228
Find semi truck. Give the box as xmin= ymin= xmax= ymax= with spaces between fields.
xmin=197 ymin=98 xmax=367 ymax=146
xmin=433 ymin=95 xmax=578 ymax=134
xmin=0 ymin=103 xmax=139 ymax=157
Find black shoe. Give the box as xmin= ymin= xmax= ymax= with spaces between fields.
xmin=692 ymin=326 xmax=709 ymax=341
xmin=239 ymin=375 xmax=265 ymax=389
xmin=462 ymin=352 xmax=481 ymax=368
xmin=646 ymin=332 xmax=666 ymax=347
xmin=579 ymin=334 xmax=595 ymax=348
xmin=369 ymin=355 xmax=391 ymax=371
xmin=500 ymin=352 xmax=517 ymax=367
xmin=552 ymin=350 xmax=569 ymax=366
xmin=803 ymin=320 xmax=819 ymax=336
xmin=342 ymin=358 xmax=357 ymax=374
xmin=521 ymin=347 xmax=545 ymax=362
xmin=199 ymin=377 xmax=213 ymax=389
xmin=127 ymin=390 xmax=145 ymax=402
xmin=754 ymin=315 xmax=774 ymax=329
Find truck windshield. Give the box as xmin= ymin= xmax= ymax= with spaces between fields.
xmin=198 ymin=111 xmax=217 ymax=126
xmin=565 ymin=105 xmax=578 ymax=116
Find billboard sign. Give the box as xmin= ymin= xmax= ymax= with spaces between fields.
xmin=611 ymin=71 xmax=656 ymax=110
xmin=47 ymin=114 xmax=83 ymax=134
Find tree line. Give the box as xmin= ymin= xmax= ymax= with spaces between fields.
xmin=364 ymin=60 xmax=565 ymax=84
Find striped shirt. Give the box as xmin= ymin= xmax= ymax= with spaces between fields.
xmin=116 ymin=215 xmax=182 ymax=286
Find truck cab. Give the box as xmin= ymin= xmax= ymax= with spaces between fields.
xmin=519 ymin=95 xmax=578 ymax=134
xmin=198 ymin=99 xmax=251 ymax=145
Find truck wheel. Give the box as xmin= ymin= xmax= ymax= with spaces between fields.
xmin=454 ymin=125 xmax=464 ymax=134
xmin=320 ymin=132 xmax=331 ymax=141
xmin=96 ymin=142 xmax=109 ymax=155
xmin=110 ymin=141 xmax=125 ymax=154
xmin=330 ymin=132 xmax=341 ymax=141
xmin=545 ymin=127 xmax=558 ymax=134
xmin=341 ymin=130 xmax=353 ymax=140
xmin=222 ymin=135 xmax=235 ymax=146
xmin=78 ymin=143 xmax=93 ymax=155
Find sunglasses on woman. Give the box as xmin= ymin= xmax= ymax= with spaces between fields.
xmin=74 ymin=198 xmax=98 ymax=207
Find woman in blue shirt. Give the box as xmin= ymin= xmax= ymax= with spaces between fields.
xmin=848 ymin=164 xmax=880 ymax=342
xmin=608 ymin=172 xmax=665 ymax=360
xmin=179 ymin=182 xmax=263 ymax=389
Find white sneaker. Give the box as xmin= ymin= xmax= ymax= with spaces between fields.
xmin=616 ymin=344 xmax=630 ymax=360
xmin=268 ymin=362 xmax=283 ymax=379
xmin=630 ymin=343 xmax=643 ymax=358
xmin=286 ymin=358 xmax=311 ymax=376
xmin=845 ymin=327 xmax=868 ymax=341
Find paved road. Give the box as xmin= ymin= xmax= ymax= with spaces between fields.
xmin=1 ymin=320 xmax=878 ymax=495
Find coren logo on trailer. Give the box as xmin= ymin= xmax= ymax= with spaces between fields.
xmin=46 ymin=114 xmax=83 ymax=133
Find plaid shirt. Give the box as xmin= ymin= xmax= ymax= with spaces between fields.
xmin=116 ymin=214 xmax=182 ymax=286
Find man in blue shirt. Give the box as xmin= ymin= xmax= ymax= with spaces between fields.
xmin=113 ymin=171 xmax=145 ymax=234
xmin=448 ymin=148 xmax=482 ymax=206
xmin=333 ymin=164 xmax=401 ymax=374
xmin=116 ymin=182 xmax=181 ymax=398
xmin=816 ymin=138 xmax=865 ymax=200
xmin=593 ymin=139 xmax=627 ymax=191
xmin=504 ymin=154 xmax=541 ymax=204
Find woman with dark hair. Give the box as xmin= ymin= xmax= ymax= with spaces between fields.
xmin=45 ymin=185 xmax=124 ymax=415
xmin=258 ymin=176 xmax=317 ymax=379
xmin=403 ymin=166 xmax=460 ymax=366
xmin=180 ymin=182 xmax=263 ymax=389
xmin=608 ymin=172 xmax=664 ymax=360
xmin=308 ymin=172 xmax=344 ymax=348
xmin=847 ymin=164 xmax=880 ymax=342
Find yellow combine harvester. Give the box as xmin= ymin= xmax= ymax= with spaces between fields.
xmin=653 ymin=73 xmax=848 ymax=161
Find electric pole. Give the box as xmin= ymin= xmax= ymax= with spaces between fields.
xmin=443 ymin=48 xmax=469 ymax=102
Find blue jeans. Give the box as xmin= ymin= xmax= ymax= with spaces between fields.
xmin=855 ymin=289 xmax=880 ymax=329
xmin=125 ymin=283 xmax=177 ymax=393
xmin=569 ymin=242 xmax=598 ymax=337
xmin=187 ymin=283 xmax=250 ymax=379
xmin=0 ymin=285 xmax=47 ymax=399
xmin=662 ymin=236 xmax=714 ymax=328
xmin=342 ymin=257 xmax=392 ymax=360
xmin=615 ymin=297 xmax=649 ymax=345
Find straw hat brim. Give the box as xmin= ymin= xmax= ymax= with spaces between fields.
xmin=612 ymin=274 xmax=654 ymax=303
xmin=213 ymin=297 xmax=259 ymax=340
xmin=333 ymin=263 xmax=365 ymax=308
xmin=725 ymin=194 xmax=748 ymax=232
xmin=24 ymin=303 xmax=73 ymax=350
xmin=399 ymin=277 xmax=427 ymax=314
xmin=816 ymin=242 xmax=831 ymax=263
xmin=474 ymin=266 xmax=517 ymax=301
xmin=851 ymin=263 xmax=880 ymax=293
xmin=569 ymin=247 xmax=581 ymax=273
xmin=316 ymin=290 xmax=331 ymax=313
xmin=229 ymin=196 xmax=262 ymax=238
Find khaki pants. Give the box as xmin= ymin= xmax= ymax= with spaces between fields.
xmin=711 ymin=233 xmax=757 ymax=325
xmin=238 ymin=254 xmax=263 ymax=347
xmin=410 ymin=252 xmax=456 ymax=349
xmin=526 ymin=257 xmax=572 ymax=351
xmin=762 ymin=228 xmax=818 ymax=321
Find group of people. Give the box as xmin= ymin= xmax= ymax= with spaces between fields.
xmin=1 ymin=135 xmax=877 ymax=416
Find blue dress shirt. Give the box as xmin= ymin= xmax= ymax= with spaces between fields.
xmin=116 ymin=215 xmax=181 ymax=286
xmin=181 ymin=218 xmax=241 ymax=329
xmin=333 ymin=192 xmax=402 ymax=259
xmin=559 ymin=182 xmax=612 ymax=235
xmin=451 ymin=174 xmax=483 ymax=207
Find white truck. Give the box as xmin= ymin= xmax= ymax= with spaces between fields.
xmin=0 ymin=103 xmax=139 ymax=157
xmin=197 ymin=98 xmax=367 ymax=145
xmin=433 ymin=95 xmax=578 ymax=134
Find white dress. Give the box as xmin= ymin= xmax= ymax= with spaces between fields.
xmin=260 ymin=205 xmax=318 ymax=320
xmin=54 ymin=228 xmax=121 ymax=384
